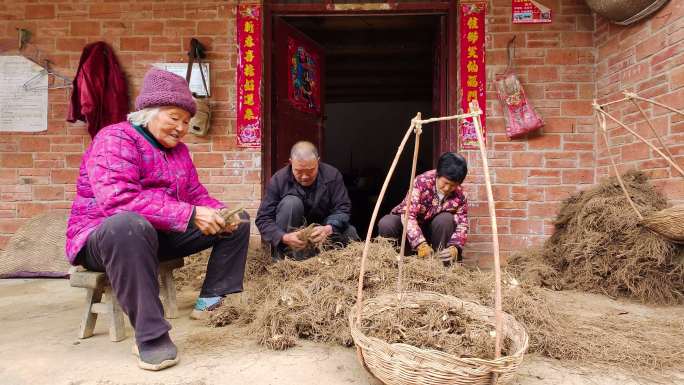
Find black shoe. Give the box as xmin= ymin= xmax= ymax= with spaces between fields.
xmin=132 ymin=333 xmax=179 ymax=371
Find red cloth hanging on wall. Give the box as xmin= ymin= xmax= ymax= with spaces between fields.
xmin=67 ymin=41 xmax=129 ymax=138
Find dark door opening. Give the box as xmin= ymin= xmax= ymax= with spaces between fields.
xmin=273 ymin=14 xmax=442 ymax=237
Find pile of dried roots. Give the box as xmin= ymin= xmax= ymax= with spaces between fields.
xmin=509 ymin=171 xmax=684 ymax=304
xmin=360 ymin=301 xmax=506 ymax=359
xmin=183 ymin=239 xmax=684 ymax=370
xmin=175 ymin=247 xmax=270 ymax=292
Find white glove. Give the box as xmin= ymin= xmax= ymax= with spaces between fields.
xmin=437 ymin=246 xmax=461 ymax=264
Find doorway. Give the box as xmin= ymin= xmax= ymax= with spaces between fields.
xmin=265 ymin=6 xmax=455 ymax=237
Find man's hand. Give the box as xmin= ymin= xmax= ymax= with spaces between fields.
xmin=282 ymin=232 xmax=307 ymax=250
xmin=416 ymin=242 xmax=434 ymax=258
xmin=310 ymin=225 xmax=333 ymax=244
xmin=194 ymin=206 xmax=226 ymax=235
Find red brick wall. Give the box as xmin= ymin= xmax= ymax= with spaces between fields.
xmin=0 ymin=1 xmax=261 ymax=250
xmin=7 ymin=1 xmax=677 ymax=268
xmin=463 ymin=0 xmax=596 ymax=265
xmin=594 ymin=1 xmax=684 ymax=205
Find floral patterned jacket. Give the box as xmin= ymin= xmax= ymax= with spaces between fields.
xmin=390 ymin=170 xmax=468 ymax=249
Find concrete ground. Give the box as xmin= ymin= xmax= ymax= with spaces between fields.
xmin=1 ymin=278 xmax=682 ymax=385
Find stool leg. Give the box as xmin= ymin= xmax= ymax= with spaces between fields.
xmin=105 ymin=288 xmax=126 ymax=342
xmin=159 ymin=267 xmax=179 ymax=319
xmin=78 ymin=287 xmax=102 ymax=339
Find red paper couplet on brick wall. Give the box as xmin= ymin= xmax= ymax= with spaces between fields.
xmin=236 ymin=4 xmax=262 ymax=148
xmin=459 ymin=2 xmax=487 ymax=149
xmin=512 ymin=0 xmax=552 ymax=24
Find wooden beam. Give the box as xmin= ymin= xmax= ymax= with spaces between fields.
xmin=327 ymin=78 xmax=429 ymax=87
xmin=327 ymin=94 xmax=431 ymax=103
xmin=270 ymin=2 xmax=450 ymax=14
xmin=326 ymin=45 xmax=430 ymax=56
xmin=295 ymin=29 xmax=435 ymax=46
xmin=328 ymin=69 xmax=430 ymax=78
xmin=328 ymin=88 xmax=431 ymax=99
xmin=328 ymin=59 xmax=428 ymax=71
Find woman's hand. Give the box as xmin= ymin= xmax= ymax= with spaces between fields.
xmin=194 ymin=206 xmax=226 ymax=235
xmin=221 ymin=219 xmax=239 ymax=234
xmin=416 ymin=242 xmax=434 ymax=258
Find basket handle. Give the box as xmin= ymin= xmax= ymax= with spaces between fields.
xmin=397 ymin=113 xmax=423 ymax=294
xmin=624 ymin=92 xmax=684 ymax=178
xmin=468 ymin=100 xmax=503 ymax=361
xmin=593 ymin=104 xmax=644 ymax=220
xmin=353 ymin=114 xmax=419 ymax=363
xmin=354 ymin=114 xmax=420 ymax=319
xmin=352 ymin=105 xmax=501 ymax=365
xmin=595 ymin=99 xmax=684 ymax=178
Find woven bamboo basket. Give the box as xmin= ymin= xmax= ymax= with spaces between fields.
xmin=584 ymin=0 xmax=670 ymax=25
xmin=641 ymin=204 xmax=684 ymax=243
xmin=350 ymin=103 xmax=527 ymax=385
xmin=349 ymin=292 xmax=529 ymax=385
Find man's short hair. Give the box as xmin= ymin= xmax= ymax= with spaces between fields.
xmin=436 ymin=152 xmax=468 ymax=183
xmin=290 ymin=141 xmax=319 ymax=161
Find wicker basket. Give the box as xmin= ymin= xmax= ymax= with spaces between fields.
xmin=584 ymin=0 xmax=670 ymax=25
xmin=351 ymin=106 xmax=524 ymax=384
xmin=349 ymin=292 xmax=529 ymax=385
xmin=641 ymin=204 xmax=684 ymax=243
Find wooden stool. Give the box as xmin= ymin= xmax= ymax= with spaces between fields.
xmin=69 ymin=258 xmax=185 ymax=342
xmin=158 ymin=258 xmax=184 ymax=319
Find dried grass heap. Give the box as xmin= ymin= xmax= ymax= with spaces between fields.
xmin=509 ymin=171 xmax=684 ymax=304
xmin=188 ymin=239 xmax=684 ymax=370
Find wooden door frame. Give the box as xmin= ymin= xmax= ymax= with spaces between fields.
xmin=262 ymin=1 xmax=459 ymax=190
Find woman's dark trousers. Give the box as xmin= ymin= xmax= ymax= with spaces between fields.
xmin=76 ymin=211 xmax=250 ymax=344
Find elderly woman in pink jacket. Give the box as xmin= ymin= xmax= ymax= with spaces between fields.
xmin=65 ymin=68 xmax=249 ymax=371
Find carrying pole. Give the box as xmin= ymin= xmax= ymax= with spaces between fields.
xmin=469 ymin=101 xmax=503 ymax=363
xmin=397 ymin=113 xmax=422 ymax=294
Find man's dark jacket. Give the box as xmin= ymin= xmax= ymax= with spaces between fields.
xmin=256 ymin=162 xmax=352 ymax=247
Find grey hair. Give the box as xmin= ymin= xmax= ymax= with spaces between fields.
xmin=127 ymin=107 xmax=161 ymax=127
xmin=290 ymin=141 xmax=319 ymax=161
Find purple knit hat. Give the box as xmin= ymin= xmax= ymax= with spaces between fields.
xmin=135 ymin=68 xmax=196 ymax=116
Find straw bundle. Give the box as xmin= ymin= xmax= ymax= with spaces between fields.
xmin=641 ymin=204 xmax=684 ymax=243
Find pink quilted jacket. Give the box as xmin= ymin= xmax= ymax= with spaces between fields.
xmin=65 ymin=121 xmax=224 ymax=263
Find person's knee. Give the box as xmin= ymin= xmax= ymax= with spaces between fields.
xmin=377 ymin=215 xmax=398 ymax=237
xmin=276 ymin=196 xmax=305 ymax=230
xmin=101 ymin=212 xmax=156 ymax=238
xmin=96 ymin=212 xmax=158 ymax=258
xmin=431 ymin=212 xmax=455 ymax=231
xmin=278 ymin=195 xmax=304 ymax=212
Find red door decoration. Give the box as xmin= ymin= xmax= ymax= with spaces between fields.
xmin=512 ymin=0 xmax=552 ymax=24
xmin=236 ymin=4 xmax=263 ymax=148
xmin=459 ymin=2 xmax=486 ymax=149
xmin=287 ymin=37 xmax=321 ymax=114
